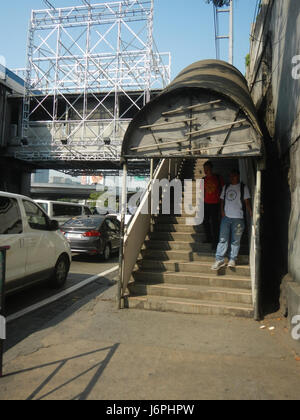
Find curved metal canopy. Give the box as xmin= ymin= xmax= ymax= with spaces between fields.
xmin=122 ymin=60 xmax=263 ymax=159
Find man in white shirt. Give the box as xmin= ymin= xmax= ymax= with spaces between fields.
xmin=211 ymin=169 xmax=252 ymax=270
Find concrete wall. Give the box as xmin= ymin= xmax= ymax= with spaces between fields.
xmin=0 ymin=83 xmax=10 ymax=148
xmin=0 ymin=157 xmax=31 ymax=196
xmin=247 ymin=0 xmax=300 ymax=319
xmin=0 ymin=84 xmax=6 ymax=147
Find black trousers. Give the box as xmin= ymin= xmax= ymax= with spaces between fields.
xmin=203 ymin=203 xmax=221 ymax=247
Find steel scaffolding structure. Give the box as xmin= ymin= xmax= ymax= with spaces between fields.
xmin=15 ymin=0 xmax=170 ymax=163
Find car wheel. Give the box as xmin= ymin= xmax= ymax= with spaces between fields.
xmin=50 ymin=255 xmax=70 ymax=289
xmin=102 ymin=243 xmax=111 ymax=261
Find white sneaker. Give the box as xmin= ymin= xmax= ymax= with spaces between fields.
xmin=228 ymin=260 xmax=236 ymax=268
xmin=211 ymin=260 xmax=226 ymax=271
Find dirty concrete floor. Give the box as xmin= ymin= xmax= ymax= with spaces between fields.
xmin=1 ymin=281 xmax=300 ymax=400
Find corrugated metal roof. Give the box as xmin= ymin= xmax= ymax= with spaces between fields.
xmin=163 ymin=60 xmax=262 ymax=136
xmin=122 ymin=60 xmax=263 ymax=159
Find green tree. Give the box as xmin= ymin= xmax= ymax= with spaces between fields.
xmin=245 ymin=54 xmax=250 ymax=68
xmin=205 ymin=0 xmax=231 ymax=7
xmin=89 ymin=192 xmax=102 ymax=207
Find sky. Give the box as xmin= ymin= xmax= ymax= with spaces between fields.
xmin=0 ymin=0 xmax=258 ymax=78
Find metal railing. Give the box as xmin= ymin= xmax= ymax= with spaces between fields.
xmin=118 ymin=158 xmax=182 ymax=307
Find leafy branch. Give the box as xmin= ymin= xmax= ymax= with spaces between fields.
xmin=205 ymin=0 xmax=231 ymax=7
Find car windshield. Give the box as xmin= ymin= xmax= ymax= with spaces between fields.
xmin=62 ymin=217 xmax=104 ymax=229
xmin=37 ymin=202 xmax=48 ymax=213
xmin=52 ymin=203 xmax=82 ymax=217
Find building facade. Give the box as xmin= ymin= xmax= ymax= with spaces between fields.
xmin=247 ymin=0 xmax=300 ymax=327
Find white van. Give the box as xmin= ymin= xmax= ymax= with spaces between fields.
xmin=0 ymin=192 xmax=72 ymax=294
xmin=35 ymin=200 xmax=92 ymax=225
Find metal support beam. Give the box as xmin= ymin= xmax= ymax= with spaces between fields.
xmin=130 ymin=119 xmax=248 ymax=152
xmin=43 ymin=0 xmax=55 ymax=10
xmin=139 ymin=118 xmax=197 ymax=130
xmin=161 ymin=100 xmax=222 ymax=116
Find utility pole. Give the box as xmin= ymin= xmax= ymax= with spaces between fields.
xmin=213 ymin=0 xmax=234 ymax=65
xmin=229 ymin=0 xmax=234 ymax=65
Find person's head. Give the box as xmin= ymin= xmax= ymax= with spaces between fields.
xmin=230 ymin=169 xmax=240 ymax=185
xmin=203 ymin=161 xmax=213 ymax=176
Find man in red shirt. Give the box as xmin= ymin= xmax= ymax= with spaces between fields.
xmin=203 ymin=161 xmax=224 ymax=250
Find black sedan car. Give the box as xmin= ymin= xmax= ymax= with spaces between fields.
xmin=61 ymin=215 xmax=120 ymax=260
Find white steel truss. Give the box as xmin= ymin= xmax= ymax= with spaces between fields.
xmin=16 ymin=0 xmax=170 ymax=163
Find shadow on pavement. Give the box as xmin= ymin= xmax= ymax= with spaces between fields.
xmin=4 ymin=274 xmax=117 ymax=353
xmin=4 ymin=344 xmax=120 ymax=400
xmin=72 ymin=254 xmax=119 ymax=264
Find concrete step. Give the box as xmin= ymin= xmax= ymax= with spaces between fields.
xmin=148 ymin=231 xmax=206 ymax=242
xmin=178 ymin=212 xmax=205 ymax=218
xmin=182 ymin=191 xmax=204 ymax=197
xmin=154 ymin=217 xmax=206 ymax=227
xmin=153 ymin=223 xmax=205 ymax=233
xmin=127 ymin=294 xmax=254 ymax=318
xmin=132 ymin=270 xmax=252 ymax=290
xmin=175 ymin=201 xmax=203 ymax=207
xmin=128 ymin=179 xmax=251 ymax=319
xmin=129 ymin=282 xmax=253 ymax=305
xmin=141 ymin=249 xmax=214 ymax=262
xmin=138 ymin=259 xmax=251 ymax=277
xmin=144 ymin=239 xmax=248 ymax=254
xmin=144 ymin=240 xmax=213 ymax=252
xmin=141 ymin=249 xmax=249 ymax=265
xmin=171 ymin=210 xmax=204 ymax=218
xmin=154 ymin=216 xmax=202 ymax=225
xmin=173 ymin=211 xmax=204 ymax=219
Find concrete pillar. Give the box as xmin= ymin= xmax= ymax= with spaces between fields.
xmin=0 ymin=158 xmax=32 ymax=196
xmin=20 ymin=172 xmax=31 ymax=197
